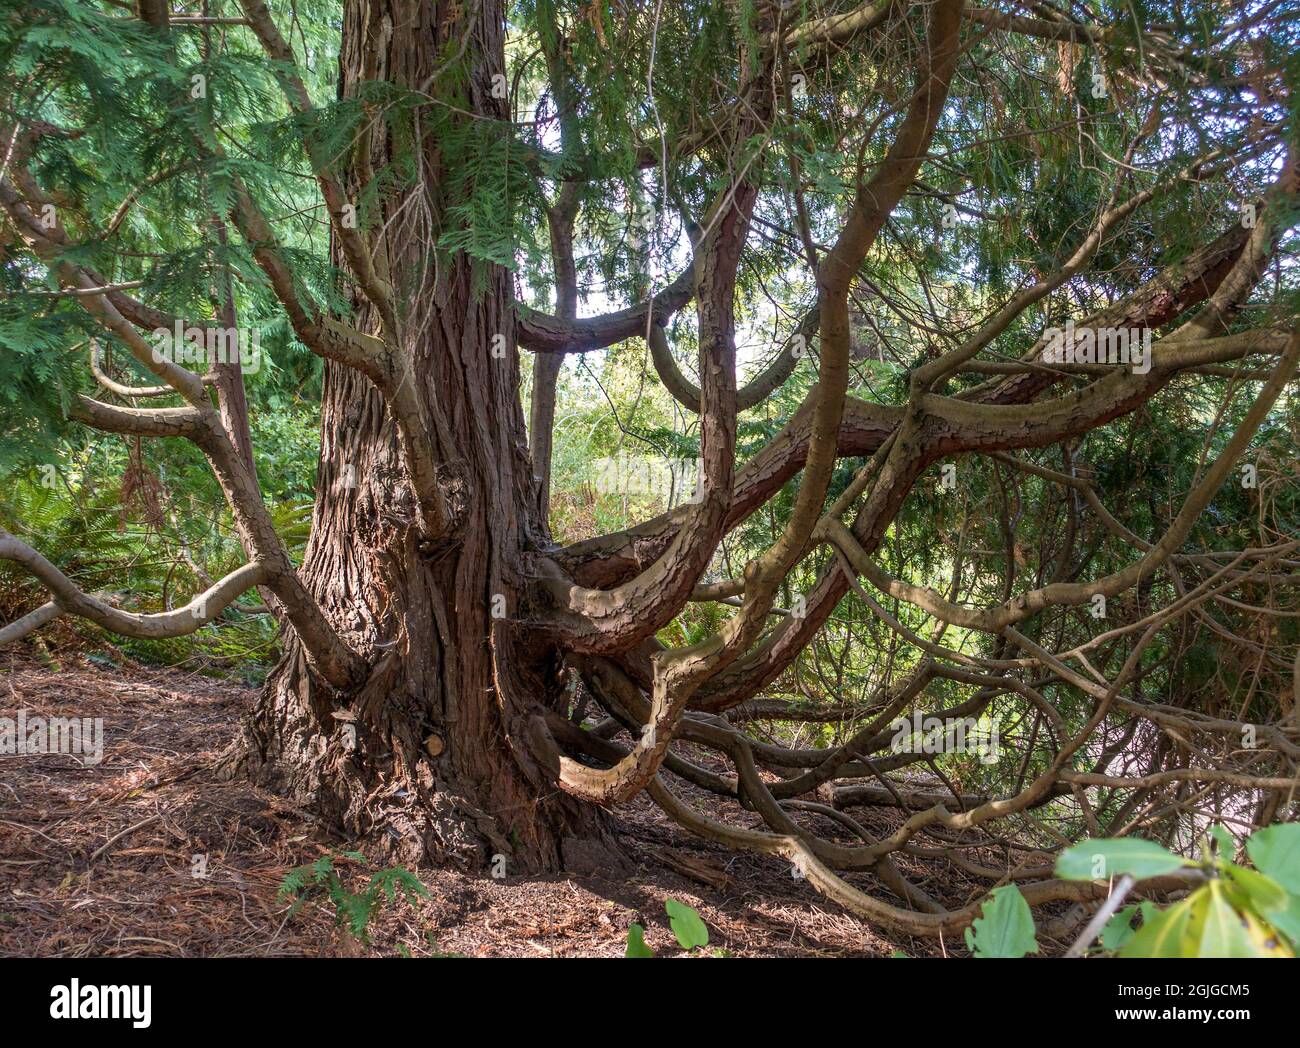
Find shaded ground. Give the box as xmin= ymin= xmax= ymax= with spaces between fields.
xmin=0 ymin=647 xmax=1061 ymax=957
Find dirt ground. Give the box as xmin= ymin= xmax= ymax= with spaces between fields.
xmin=0 ymin=647 xmax=1063 ymax=958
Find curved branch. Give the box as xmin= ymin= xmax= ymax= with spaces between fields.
xmin=824 ymin=331 xmax=1300 ymax=632
xmin=0 ymin=601 xmax=61 ymax=647
xmin=0 ymin=528 xmax=267 ymax=641
xmin=648 ymin=308 xmax=816 ymax=413
xmin=517 ymin=261 xmax=697 ymax=354
xmin=90 ymin=339 xmax=213 ymax=399
xmin=68 ymin=395 xmax=203 ymax=438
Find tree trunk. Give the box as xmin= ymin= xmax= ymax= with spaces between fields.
xmin=230 ymin=0 xmax=610 ymax=874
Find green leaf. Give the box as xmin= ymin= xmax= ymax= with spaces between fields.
xmin=1258 ymin=895 xmax=1300 ymax=949
xmin=1224 ymin=864 xmax=1300 ymax=948
xmin=1246 ymin=824 xmax=1300 ymax=894
xmin=1225 ymin=863 xmax=1289 ymax=913
xmin=964 ymin=885 xmax=1039 ymax=957
xmin=1186 ymin=881 xmax=1283 ymax=958
xmin=369 ymin=866 xmax=431 ymax=905
xmin=625 ymin=923 xmax=654 ymax=958
xmin=1100 ymin=904 xmax=1140 ymax=951
xmin=1122 ymin=884 xmax=1294 ymax=959
xmin=1055 ymin=838 xmax=1191 ymax=881
xmin=1120 ymin=897 xmax=1198 ymax=957
xmin=1233 ymin=910 xmax=1295 ymax=957
xmin=664 ymin=898 xmax=710 ymax=950
xmin=339 ymin=893 xmax=374 ymax=940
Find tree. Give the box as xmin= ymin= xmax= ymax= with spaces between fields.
xmin=1 ymin=0 xmax=1297 ymax=943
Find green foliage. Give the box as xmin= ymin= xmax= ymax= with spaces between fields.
xmin=960 ymin=827 xmax=1300 ymax=957
xmin=625 ymin=923 xmax=653 ymax=957
xmin=0 ymin=395 xmax=323 ymax=677
xmin=277 ymin=851 xmax=430 ymax=944
xmin=1051 ymin=826 xmax=1300 ymax=958
xmin=623 ymin=899 xmax=711 ymax=955
xmin=1100 ymin=906 xmax=1141 ymax=952
xmin=437 ymin=120 xmax=534 ymax=273
xmin=1245 ymin=824 xmax=1300 ymax=894
xmin=664 ymin=897 xmax=710 ymax=950
xmin=1121 ymin=883 xmax=1291 ymax=959
xmin=963 ymin=885 xmax=1040 ymax=958
xmin=0 ymin=468 xmax=135 ymax=594
xmin=1055 ymin=839 xmax=1194 ymax=882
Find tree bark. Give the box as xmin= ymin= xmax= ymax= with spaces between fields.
xmin=231 ymin=0 xmax=610 ymax=874
xmin=529 ymin=183 xmax=578 ymax=516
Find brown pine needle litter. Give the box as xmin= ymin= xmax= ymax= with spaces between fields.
xmin=1 ymin=648 xmax=1059 ymax=958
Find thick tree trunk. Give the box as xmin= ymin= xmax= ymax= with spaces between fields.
xmin=230 ymin=0 xmax=612 ymax=874
xmin=235 ymin=351 xmax=610 ymax=873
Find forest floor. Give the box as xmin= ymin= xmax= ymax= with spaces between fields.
xmin=0 ymin=647 xmax=1070 ymax=958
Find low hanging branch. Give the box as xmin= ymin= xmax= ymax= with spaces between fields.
xmin=0 ymin=527 xmax=266 ymax=640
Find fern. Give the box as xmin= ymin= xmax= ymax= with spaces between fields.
xmin=277 ymin=852 xmax=430 ymax=944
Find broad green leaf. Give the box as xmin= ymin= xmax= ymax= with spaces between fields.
xmin=1189 ymin=882 xmax=1256 ymax=957
xmin=625 ymin=923 xmax=654 ymax=958
xmin=1237 ymin=909 xmax=1294 ymax=957
xmin=1246 ymin=824 xmax=1300 ymax=894
xmin=1056 ymin=838 xmax=1190 ymax=881
xmin=1185 ymin=882 xmax=1290 ymax=958
xmin=1120 ymin=896 xmax=1198 ymax=957
xmin=1258 ymin=896 xmax=1300 ymax=950
xmin=964 ymin=885 xmax=1039 ymax=957
xmin=1100 ymin=904 xmax=1140 ymax=951
xmin=1225 ymin=864 xmax=1300 ymax=948
xmin=664 ymin=898 xmax=709 ymax=950
xmin=1225 ymin=863 xmax=1289 ymax=914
